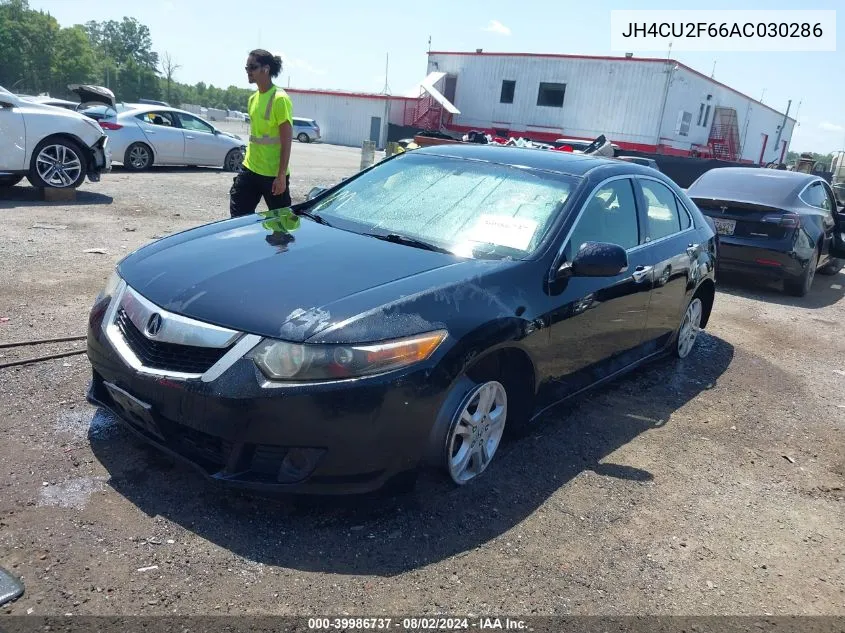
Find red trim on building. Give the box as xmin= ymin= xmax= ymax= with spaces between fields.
xmin=428 ymin=50 xmax=795 ymax=123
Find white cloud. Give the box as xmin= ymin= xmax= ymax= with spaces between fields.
xmin=482 ymin=20 xmax=511 ymax=36
xmin=819 ymin=121 xmax=844 ymax=133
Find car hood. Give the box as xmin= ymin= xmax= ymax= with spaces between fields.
xmin=69 ymin=84 xmax=116 ymax=108
xmin=116 ymin=213 xmax=515 ymax=343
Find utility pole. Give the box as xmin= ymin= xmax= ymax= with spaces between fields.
xmin=773 ymin=99 xmax=791 ymax=164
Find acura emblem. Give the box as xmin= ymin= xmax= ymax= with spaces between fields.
xmin=146 ymin=313 xmax=163 ymax=337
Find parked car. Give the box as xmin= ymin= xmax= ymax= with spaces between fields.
xmin=617 ymin=156 xmax=661 ymax=171
xmin=687 ymin=167 xmax=845 ymax=296
xmin=85 ymin=144 xmax=717 ymax=495
xmin=95 ymin=105 xmax=246 ymax=171
xmin=0 ymin=84 xmax=111 ymax=189
xmin=293 ymin=117 xmax=321 ymax=143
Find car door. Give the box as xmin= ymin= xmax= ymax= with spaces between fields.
xmin=633 ymin=176 xmax=697 ymax=350
xmin=175 ymin=112 xmax=227 ymax=166
xmin=0 ymin=94 xmax=26 ymax=171
xmin=539 ymin=176 xmax=654 ymax=402
xmin=820 ymin=180 xmax=845 ymax=259
xmin=135 ymin=110 xmax=185 ymax=164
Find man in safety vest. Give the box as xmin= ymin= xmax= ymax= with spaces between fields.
xmin=229 ymin=49 xmax=294 ymax=217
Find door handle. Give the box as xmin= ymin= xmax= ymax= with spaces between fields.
xmin=185 ymin=135 xmax=195 ymax=139
xmin=632 ymin=265 xmax=652 ymax=282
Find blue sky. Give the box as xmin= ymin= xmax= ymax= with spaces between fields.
xmin=29 ymin=0 xmax=844 ymax=153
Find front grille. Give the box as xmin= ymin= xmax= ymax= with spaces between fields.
xmin=115 ymin=308 xmax=231 ymax=374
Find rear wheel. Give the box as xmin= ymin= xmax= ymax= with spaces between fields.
xmin=784 ymin=250 xmax=818 ymax=297
xmin=124 ymin=142 xmax=153 ymax=171
xmin=297 ymin=132 xmax=310 ymax=143
xmin=27 ymin=138 xmax=86 ymax=189
xmin=0 ymin=175 xmax=23 ymax=187
xmin=675 ymin=296 xmax=703 ymax=359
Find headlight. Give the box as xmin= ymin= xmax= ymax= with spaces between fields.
xmin=96 ymin=269 xmax=122 ymax=302
xmin=247 ymin=330 xmax=448 ymax=381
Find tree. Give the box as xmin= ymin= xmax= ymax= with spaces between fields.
xmin=84 ymin=17 xmax=158 ymax=70
xmin=0 ymin=0 xmax=59 ymax=94
xmin=159 ymin=51 xmax=181 ymax=104
xmin=50 ymin=25 xmax=97 ymax=96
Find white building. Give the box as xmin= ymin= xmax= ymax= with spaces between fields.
xmin=285 ymin=89 xmax=412 ymax=150
xmin=421 ymin=51 xmax=796 ymax=164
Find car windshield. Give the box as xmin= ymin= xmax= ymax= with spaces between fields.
xmin=308 ymin=152 xmax=577 ymax=259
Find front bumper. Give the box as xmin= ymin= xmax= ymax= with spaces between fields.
xmin=85 ymin=283 xmax=444 ymax=495
xmin=715 ymin=236 xmax=809 ymax=281
xmin=86 ymin=135 xmax=112 ymax=182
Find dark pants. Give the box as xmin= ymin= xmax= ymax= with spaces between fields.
xmin=229 ymin=167 xmax=292 ymax=217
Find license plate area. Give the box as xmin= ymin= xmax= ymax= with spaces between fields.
xmin=104 ymin=381 xmax=165 ymax=441
xmin=714 ymin=218 xmax=736 ymax=236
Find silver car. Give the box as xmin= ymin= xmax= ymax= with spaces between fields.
xmin=293 ymin=117 xmax=321 ymax=143
xmin=96 ymin=105 xmax=246 ymax=171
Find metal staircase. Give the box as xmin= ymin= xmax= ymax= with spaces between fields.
xmin=707 ymin=107 xmax=740 ymax=161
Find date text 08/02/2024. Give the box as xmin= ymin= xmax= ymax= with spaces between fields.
xmin=307 ymin=617 xmax=529 ymax=630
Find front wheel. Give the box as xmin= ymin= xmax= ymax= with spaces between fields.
xmin=224 ymin=148 xmax=244 ymax=172
xmin=297 ymin=132 xmax=310 ymax=143
xmin=443 ymin=379 xmax=508 ymax=485
xmin=675 ymin=296 xmax=703 ymax=359
xmin=27 ymin=138 xmax=86 ymax=188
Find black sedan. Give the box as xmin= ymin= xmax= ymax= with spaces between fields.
xmin=85 ymin=144 xmax=717 ymax=495
xmin=686 ymin=167 xmax=845 ymax=296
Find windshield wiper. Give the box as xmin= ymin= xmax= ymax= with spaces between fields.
xmin=294 ymin=208 xmax=331 ymax=226
xmin=363 ymin=232 xmax=453 ymax=254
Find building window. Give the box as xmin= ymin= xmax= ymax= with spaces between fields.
xmin=500 ymin=80 xmax=515 ymax=104
xmin=677 ymin=110 xmax=692 ymax=137
xmin=697 ymin=103 xmax=705 ymax=126
xmin=702 ymin=105 xmax=711 ymax=128
xmin=537 ymin=82 xmax=566 ymax=107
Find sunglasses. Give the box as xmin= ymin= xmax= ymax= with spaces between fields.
xmin=245 ymin=64 xmax=262 ymax=72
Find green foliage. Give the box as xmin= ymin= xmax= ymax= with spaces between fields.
xmin=0 ymin=0 xmax=249 ymax=110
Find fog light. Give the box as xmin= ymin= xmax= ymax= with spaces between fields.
xmin=277 ymin=447 xmax=325 ymax=483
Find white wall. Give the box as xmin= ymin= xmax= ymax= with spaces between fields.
xmin=285 ymin=90 xmax=409 ymax=149
xmin=661 ymin=67 xmax=796 ymax=163
xmin=427 ymin=53 xmax=668 ymax=146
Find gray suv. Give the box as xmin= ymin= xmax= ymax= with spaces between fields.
xmin=293 ymin=117 xmax=321 ymax=143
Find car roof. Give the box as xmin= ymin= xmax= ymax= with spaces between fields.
xmin=119 ymin=105 xmax=201 ymax=118
xmin=687 ymin=167 xmax=820 ymax=206
xmin=412 ymin=143 xmax=625 ymax=177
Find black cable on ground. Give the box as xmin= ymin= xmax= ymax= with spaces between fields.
xmin=0 ymin=349 xmax=87 ymax=370
xmin=0 ymin=335 xmax=87 ymax=349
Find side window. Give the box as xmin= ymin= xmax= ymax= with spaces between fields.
xmin=137 ymin=111 xmax=176 ymax=127
xmin=567 ymin=179 xmax=640 ymax=256
xmin=802 ymin=182 xmax=834 ymax=214
xmin=640 ymin=179 xmax=684 ymax=240
xmin=176 ymin=113 xmax=214 ymax=134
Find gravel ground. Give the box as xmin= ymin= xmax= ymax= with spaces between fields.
xmin=0 ymin=141 xmax=843 ymax=618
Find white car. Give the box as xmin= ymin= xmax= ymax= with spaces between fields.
xmin=0 ymin=84 xmax=112 ymax=189
xmin=93 ymin=105 xmax=246 ymax=171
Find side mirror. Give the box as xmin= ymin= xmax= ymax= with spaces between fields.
xmin=306 ymin=186 xmax=327 ymax=201
xmin=556 ymin=242 xmax=628 ymax=279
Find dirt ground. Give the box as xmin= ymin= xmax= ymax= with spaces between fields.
xmin=0 ymin=141 xmax=843 ymax=618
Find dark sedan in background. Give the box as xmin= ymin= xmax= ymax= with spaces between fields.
xmin=687 ymin=168 xmax=845 ymax=296
xmin=86 ymin=145 xmax=717 ymax=496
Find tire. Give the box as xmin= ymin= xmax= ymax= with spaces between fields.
xmin=818 ymin=257 xmax=844 ymax=275
xmin=223 ymin=148 xmax=244 ymax=172
xmin=675 ymin=295 xmax=704 ymax=359
xmin=124 ymin=142 xmax=153 ymax=171
xmin=784 ymin=249 xmax=818 ymax=297
xmin=26 ymin=138 xmax=86 ymax=189
xmin=297 ymin=132 xmax=310 ymax=143
xmin=439 ymin=376 xmax=508 ymax=486
xmin=0 ymin=175 xmax=23 ymax=187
